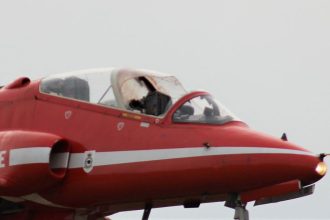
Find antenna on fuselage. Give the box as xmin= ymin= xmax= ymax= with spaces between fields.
xmin=319 ymin=153 xmax=330 ymax=161
xmin=281 ymin=133 xmax=288 ymax=141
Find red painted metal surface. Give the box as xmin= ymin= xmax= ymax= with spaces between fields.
xmin=240 ymin=180 xmax=301 ymax=203
xmin=0 ymin=72 xmax=326 ymax=220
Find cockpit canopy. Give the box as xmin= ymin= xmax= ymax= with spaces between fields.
xmin=173 ymin=94 xmax=239 ymax=125
xmin=40 ymin=68 xmax=187 ymax=116
xmin=40 ymin=68 xmax=240 ymax=124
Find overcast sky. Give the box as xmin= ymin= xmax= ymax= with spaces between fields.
xmin=1 ymin=1 xmax=330 ymax=219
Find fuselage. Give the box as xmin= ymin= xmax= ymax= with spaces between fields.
xmin=0 ymin=69 xmax=326 ymax=219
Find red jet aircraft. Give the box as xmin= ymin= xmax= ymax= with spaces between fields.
xmin=0 ymin=68 xmax=328 ymax=220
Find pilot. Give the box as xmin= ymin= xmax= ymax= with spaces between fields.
xmin=173 ymin=104 xmax=194 ymax=121
xmin=129 ymin=98 xmax=146 ymax=113
xmin=129 ymin=90 xmax=171 ymax=116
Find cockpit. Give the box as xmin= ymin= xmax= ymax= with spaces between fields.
xmin=40 ymin=68 xmax=187 ymax=116
xmin=172 ymin=93 xmax=239 ymax=125
xmin=40 ymin=68 xmax=239 ymax=124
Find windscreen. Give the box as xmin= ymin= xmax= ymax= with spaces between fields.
xmin=173 ymin=95 xmax=239 ymax=125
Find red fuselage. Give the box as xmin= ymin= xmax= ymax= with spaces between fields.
xmin=0 ymin=73 xmax=326 ymax=220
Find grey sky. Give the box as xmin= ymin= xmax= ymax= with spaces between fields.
xmin=1 ymin=0 xmax=329 ymax=219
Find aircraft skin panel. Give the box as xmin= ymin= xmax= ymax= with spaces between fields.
xmin=36 ymin=153 xmax=320 ymax=208
xmin=0 ymin=71 xmax=326 ymax=220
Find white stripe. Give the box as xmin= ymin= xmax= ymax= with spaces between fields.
xmin=68 ymin=147 xmax=315 ymax=169
xmin=6 ymin=147 xmax=315 ymax=168
xmin=69 ymin=153 xmax=85 ymax=169
xmin=9 ymin=147 xmax=51 ymax=166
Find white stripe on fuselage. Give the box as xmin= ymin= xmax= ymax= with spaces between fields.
xmin=0 ymin=147 xmax=316 ymax=211
xmin=9 ymin=147 xmax=51 ymax=166
xmin=5 ymin=146 xmax=315 ymax=168
xmin=68 ymin=147 xmax=315 ymax=168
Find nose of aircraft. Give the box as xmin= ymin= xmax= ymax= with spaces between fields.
xmin=280 ymin=143 xmax=328 ymax=185
xmin=231 ymin=127 xmax=328 ymax=185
